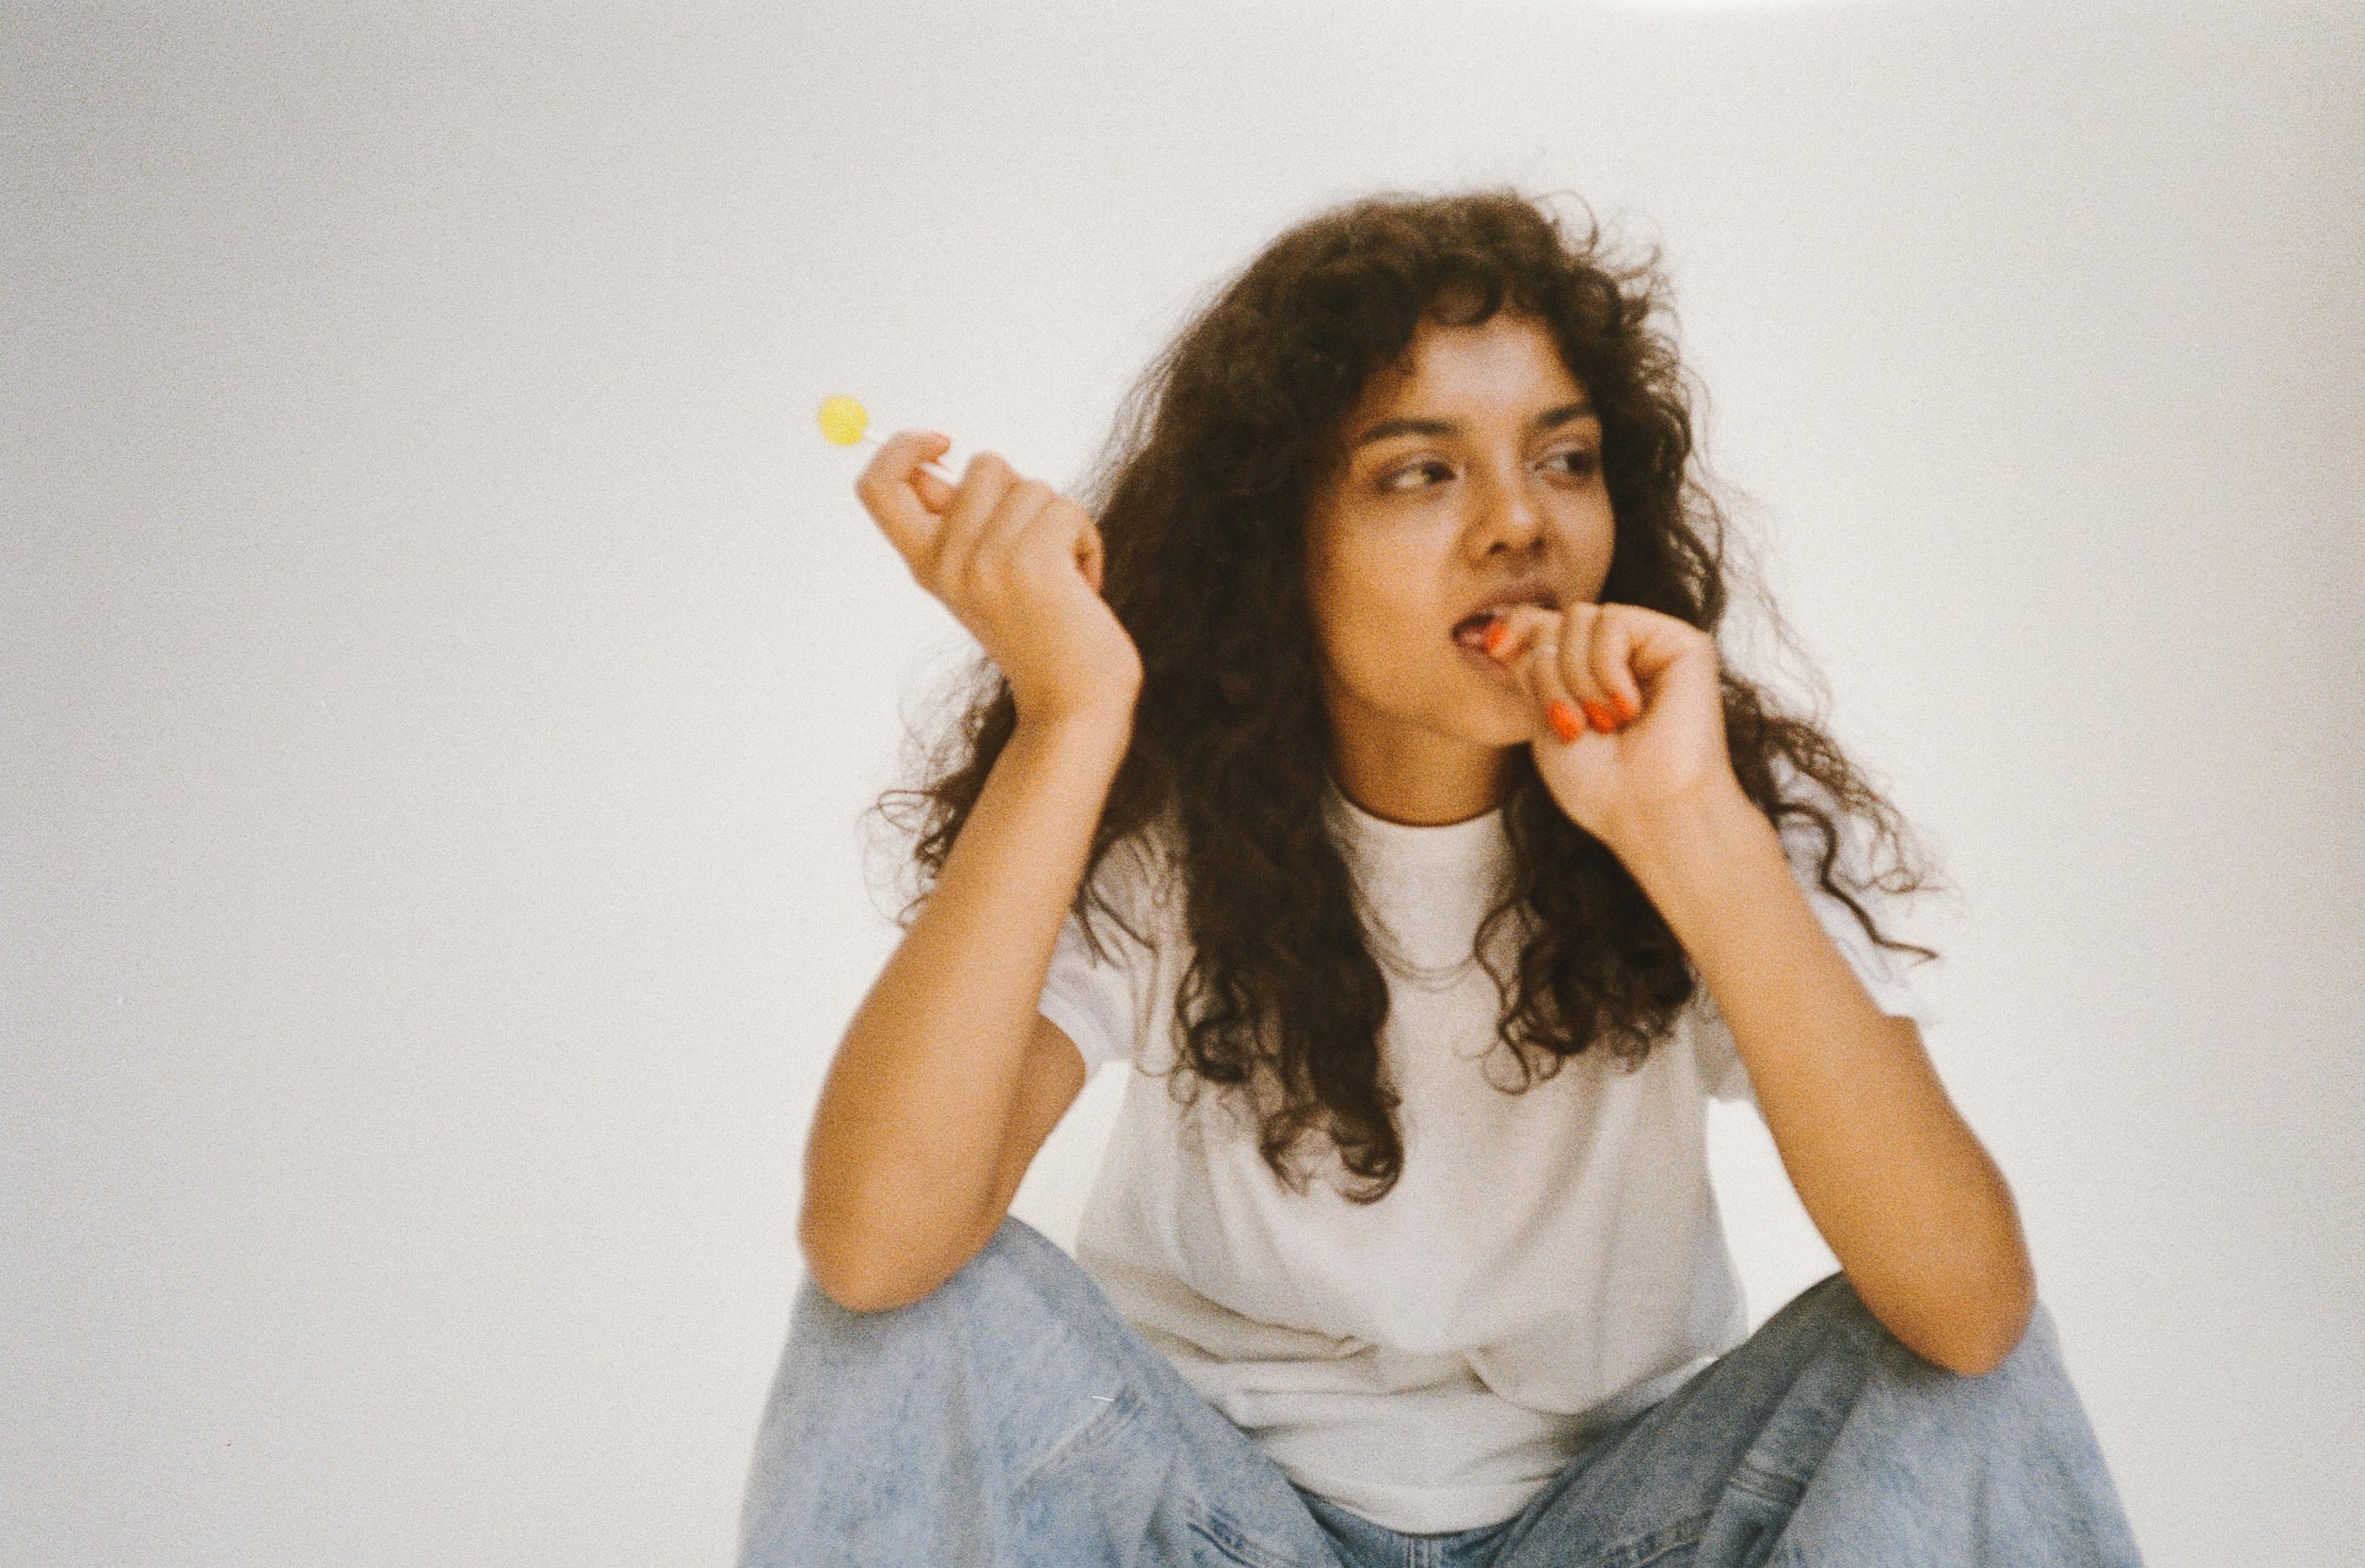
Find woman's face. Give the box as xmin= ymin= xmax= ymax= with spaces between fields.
xmin=1302 ymin=309 xmax=1615 ymax=826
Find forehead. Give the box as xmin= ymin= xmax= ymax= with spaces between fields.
xmin=1354 ymin=311 xmax=1582 ymax=412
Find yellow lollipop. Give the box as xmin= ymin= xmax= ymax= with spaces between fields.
xmin=818 ymin=394 xmax=957 ymax=485
xmin=817 ymin=394 xmax=870 ymax=446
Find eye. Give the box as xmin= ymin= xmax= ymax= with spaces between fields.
xmin=1379 ymin=459 xmax=1451 ymax=493
xmin=1376 ymin=448 xmax=1601 ymax=494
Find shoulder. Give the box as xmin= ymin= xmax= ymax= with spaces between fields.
xmin=1073 ymin=810 xmax=1186 ymax=957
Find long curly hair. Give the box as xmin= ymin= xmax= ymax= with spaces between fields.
xmin=873 ymin=185 xmax=1944 ymax=1204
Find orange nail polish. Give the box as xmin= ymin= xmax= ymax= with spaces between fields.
xmin=1613 ymin=692 xmax=1639 ymax=723
xmin=1481 ymin=617 xmax=1507 ymax=656
xmin=1547 ymin=700 xmax=1584 ymax=743
xmin=1583 ymin=701 xmax=1616 ymax=733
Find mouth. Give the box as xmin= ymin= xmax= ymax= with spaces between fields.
xmin=1455 ymin=636 xmax=1516 ymax=680
xmin=1451 ymin=616 xmax=1497 ymax=651
xmin=1450 ymin=594 xmax=1556 ymax=650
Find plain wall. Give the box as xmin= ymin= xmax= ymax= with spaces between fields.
xmin=5 ymin=2 xmax=2358 ymax=1563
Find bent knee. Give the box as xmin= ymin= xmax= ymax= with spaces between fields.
xmin=1785 ymin=1274 xmax=2061 ymax=1385
xmin=799 ymin=1212 xmax=1078 ymax=1329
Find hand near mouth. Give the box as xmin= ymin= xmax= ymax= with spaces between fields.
xmin=1477 ymin=600 xmax=1745 ymax=852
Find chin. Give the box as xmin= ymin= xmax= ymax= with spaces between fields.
xmin=1482 ymin=719 xmax=1531 ymax=749
xmin=1456 ymin=700 xmax=1531 ymax=747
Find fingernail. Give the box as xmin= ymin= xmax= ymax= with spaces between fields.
xmin=1547 ymin=700 xmax=1584 ymax=743
xmin=1585 ymin=701 xmax=1618 ymax=732
xmin=1481 ymin=617 xmax=1507 ymax=656
xmin=1612 ymin=693 xmax=1639 ymax=723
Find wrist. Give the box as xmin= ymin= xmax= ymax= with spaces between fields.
xmin=1607 ymin=773 xmax=1767 ymax=888
xmin=1015 ymin=702 xmax=1137 ymax=761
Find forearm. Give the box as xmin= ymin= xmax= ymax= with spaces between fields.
xmin=1618 ymin=784 xmax=2035 ymax=1375
xmin=800 ymin=707 xmax=1134 ymax=1306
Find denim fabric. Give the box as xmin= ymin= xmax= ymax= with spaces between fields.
xmin=737 ymin=1214 xmax=2144 ymax=1566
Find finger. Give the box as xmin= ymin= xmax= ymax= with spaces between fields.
xmin=1553 ymin=604 xmax=1625 ymax=733
xmin=913 ymin=465 xmax=955 ymax=516
xmin=855 ymin=430 xmax=958 ymax=562
xmin=1485 ymin=605 xmax=1589 ymax=743
xmin=1478 ymin=602 xmax=1552 ymax=662
xmin=933 ymin=451 xmax=1016 ymax=585
xmin=1022 ymin=495 xmax=1104 ymax=596
xmin=1585 ymin=607 xmax=1644 ymax=725
xmin=1618 ymin=605 xmax=1693 ymax=695
xmin=1525 ymin=624 xmax=1595 ymax=743
xmin=1078 ymin=516 xmax=1105 ymax=594
xmin=975 ymin=476 xmax=1059 ymax=578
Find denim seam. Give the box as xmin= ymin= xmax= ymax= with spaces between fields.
xmin=1592 ymin=1508 xmax=1711 ymax=1568
xmin=1726 ymin=1455 xmax=1807 ymax=1507
xmin=1179 ymin=1491 xmax=1310 ymax=1568
xmin=1011 ymin=1380 xmax=1144 ymax=1498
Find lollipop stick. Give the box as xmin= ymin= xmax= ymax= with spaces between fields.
xmin=856 ymin=427 xmax=955 ymax=477
xmin=818 ymin=397 xmax=955 ymax=479
xmin=881 ymin=434 xmax=955 ymax=490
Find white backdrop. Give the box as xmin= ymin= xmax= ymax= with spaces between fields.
xmin=6 ymin=2 xmax=2358 ymax=1563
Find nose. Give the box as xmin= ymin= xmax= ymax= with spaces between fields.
xmin=1469 ymin=460 xmax=1549 ymax=549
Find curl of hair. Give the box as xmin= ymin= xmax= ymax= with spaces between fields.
xmin=872 ymin=185 xmax=1946 ymax=1203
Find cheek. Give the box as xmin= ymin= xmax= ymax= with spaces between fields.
xmin=1333 ymin=605 xmax=1444 ymax=693
xmin=1307 ymin=546 xmax=1439 ymax=684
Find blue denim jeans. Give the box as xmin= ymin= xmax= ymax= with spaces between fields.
xmin=736 ymin=1213 xmax=2144 ymax=1566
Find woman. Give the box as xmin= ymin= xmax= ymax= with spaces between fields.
xmin=745 ymin=188 xmax=2144 ymax=1566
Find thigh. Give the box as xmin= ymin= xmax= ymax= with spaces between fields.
xmin=1484 ymin=1272 xmax=1883 ymax=1568
xmin=738 ymin=1213 xmax=1347 ymax=1568
xmin=1485 ymin=1272 xmax=2144 ymax=1568
xmin=987 ymin=1216 xmax=1350 ymax=1567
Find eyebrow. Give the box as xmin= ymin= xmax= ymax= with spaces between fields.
xmin=1350 ymin=399 xmax=1598 ymax=452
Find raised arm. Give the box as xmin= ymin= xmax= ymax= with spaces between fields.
xmin=803 ymin=430 xmax=1143 ymax=1313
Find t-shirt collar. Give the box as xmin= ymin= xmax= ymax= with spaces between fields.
xmin=1322 ymin=773 xmax=1508 ymax=873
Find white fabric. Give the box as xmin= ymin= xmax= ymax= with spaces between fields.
xmin=1036 ymin=764 xmax=1935 ymax=1534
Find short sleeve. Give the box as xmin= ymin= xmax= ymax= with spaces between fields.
xmin=1034 ymin=835 xmax=1169 ymax=1080
xmin=1037 ymin=907 xmax=1145 ymax=1079
xmin=1691 ymin=791 xmax=1939 ymax=1108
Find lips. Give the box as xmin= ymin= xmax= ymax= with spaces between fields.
xmin=1450 ymin=582 xmax=1559 ymax=646
xmin=1452 ymin=617 xmax=1499 ymax=650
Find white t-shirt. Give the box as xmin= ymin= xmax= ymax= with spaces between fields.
xmin=1037 ymin=767 xmax=1935 ymax=1535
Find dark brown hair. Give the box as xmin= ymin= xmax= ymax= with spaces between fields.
xmin=874 ymin=186 xmax=1943 ymax=1202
